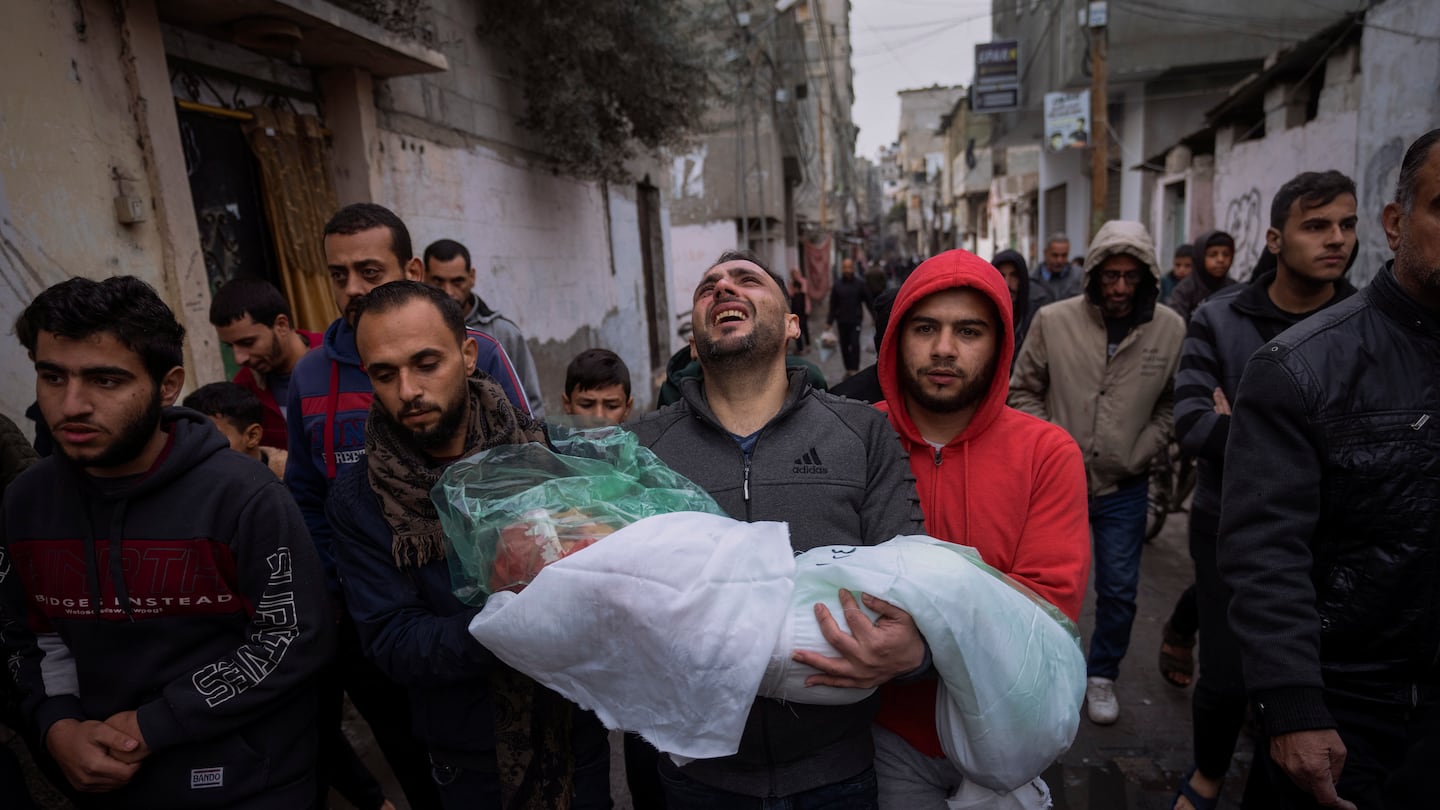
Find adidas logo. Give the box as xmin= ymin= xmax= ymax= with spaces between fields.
xmin=792 ymin=447 xmax=828 ymax=475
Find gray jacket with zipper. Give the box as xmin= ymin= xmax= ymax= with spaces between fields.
xmin=626 ymin=366 xmax=924 ymax=797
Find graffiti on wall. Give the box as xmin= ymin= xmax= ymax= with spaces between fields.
xmin=1222 ymin=187 xmax=1264 ymax=279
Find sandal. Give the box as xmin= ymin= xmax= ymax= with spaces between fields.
xmin=1158 ymin=619 xmax=1195 ymax=688
xmin=1172 ymin=766 xmax=1220 ymax=810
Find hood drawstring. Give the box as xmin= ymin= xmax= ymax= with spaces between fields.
xmin=81 ymin=508 xmax=103 ymax=618
xmin=107 ymin=501 xmax=135 ymax=620
xmin=325 ymin=360 xmax=340 ymax=479
xmin=80 ymin=498 xmax=136 ymax=619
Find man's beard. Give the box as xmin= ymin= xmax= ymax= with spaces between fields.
xmin=1395 ymin=232 xmax=1440 ymax=293
xmin=390 ymin=379 xmax=469 ymax=453
xmin=693 ymin=316 xmax=785 ymax=371
xmin=66 ymin=388 xmax=164 ymax=470
xmin=901 ymin=354 xmax=997 ymax=415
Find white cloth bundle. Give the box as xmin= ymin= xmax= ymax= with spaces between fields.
xmin=468 ymin=516 xmax=1084 ymax=790
xmin=468 ymin=511 xmax=795 ymax=759
xmin=758 ymin=536 xmax=1084 ymax=791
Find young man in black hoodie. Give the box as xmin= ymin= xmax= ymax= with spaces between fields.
xmin=1 ymin=276 xmax=334 ymax=808
xmin=992 ymin=249 xmax=1033 ymax=348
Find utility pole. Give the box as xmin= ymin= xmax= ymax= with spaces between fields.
xmin=818 ymin=92 xmax=827 ymax=232
xmin=1088 ymin=4 xmax=1108 ymax=238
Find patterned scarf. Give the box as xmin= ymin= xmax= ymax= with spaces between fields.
xmin=366 ymin=374 xmax=545 ymax=568
xmin=366 ymin=374 xmax=574 ymax=808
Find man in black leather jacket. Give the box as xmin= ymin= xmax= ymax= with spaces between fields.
xmin=1218 ymin=129 xmax=1440 ymax=810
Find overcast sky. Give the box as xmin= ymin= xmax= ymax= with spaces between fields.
xmin=849 ymin=0 xmax=993 ymax=161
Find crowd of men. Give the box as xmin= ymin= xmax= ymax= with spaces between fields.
xmin=1 ymin=129 xmax=1437 ymax=810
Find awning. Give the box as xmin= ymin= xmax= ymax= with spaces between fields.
xmin=156 ymin=0 xmax=448 ymax=78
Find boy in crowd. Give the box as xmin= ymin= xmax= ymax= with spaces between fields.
xmin=561 ymin=348 xmax=633 ymax=426
xmin=184 ymin=381 xmax=288 ymax=479
xmin=1160 ymin=244 xmax=1195 ymax=304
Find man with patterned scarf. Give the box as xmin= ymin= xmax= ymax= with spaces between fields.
xmin=325 ymin=281 xmax=611 ymax=810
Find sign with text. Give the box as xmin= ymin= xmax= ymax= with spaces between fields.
xmin=974 ymin=41 xmax=1019 ymax=113
xmin=1044 ymin=90 xmax=1091 ymax=152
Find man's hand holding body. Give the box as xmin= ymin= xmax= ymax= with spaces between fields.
xmin=793 ymin=589 xmax=926 ymax=690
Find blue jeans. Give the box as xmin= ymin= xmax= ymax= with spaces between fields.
xmin=660 ymin=765 xmax=879 ymax=809
xmin=1086 ymin=478 xmax=1148 ymax=680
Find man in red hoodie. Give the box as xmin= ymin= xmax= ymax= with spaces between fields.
xmin=871 ymin=249 xmax=1091 ymax=807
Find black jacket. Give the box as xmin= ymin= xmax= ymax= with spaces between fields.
xmin=327 ymin=443 xmax=608 ymax=772
xmin=1218 ymin=263 xmax=1440 ymax=736
xmin=627 ymin=367 xmax=923 ymax=797
xmin=0 ymin=409 xmax=334 ymax=808
xmin=1174 ymin=271 xmax=1357 ymax=519
xmin=827 ymin=274 xmax=874 ymax=326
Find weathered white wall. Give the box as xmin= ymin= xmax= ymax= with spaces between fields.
xmin=1213 ymin=109 xmax=1359 ymax=278
xmin=1211 ymin=41 xmax=1366 ymax=280
xmin=669 ymin=220 xmax=739 ymax=354
xmin=1039 ymin=148 xmax=1091 ymax=257
xmin=0 ymin=0 xmax=215 ymax=429
xmin=378 ymin=131 xmax=654 ymax=411
xmin=1353 ymin=0 xmax=1440 ymax=285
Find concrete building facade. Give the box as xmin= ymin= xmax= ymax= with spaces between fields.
xmin=984 ymin=0 xmax=1368 ymax=260
xmin=1148 ymin=0 xmax=1440 ymax=284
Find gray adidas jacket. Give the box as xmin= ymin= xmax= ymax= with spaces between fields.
xmin=626 ymin=366 xmax=924 ymax=797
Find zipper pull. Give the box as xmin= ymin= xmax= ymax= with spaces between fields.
xmin=743 ymin=456 xmax=752 ymax=502
xmin=933 ymin=446 xmax=943 ymax=466
xmin=1410 ymin=414 xmax=1430 ymax=430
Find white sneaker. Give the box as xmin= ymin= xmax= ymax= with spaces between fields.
xmin=1085 ymin=676 xmax=1119 ymax=725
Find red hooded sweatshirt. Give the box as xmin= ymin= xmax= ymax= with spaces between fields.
xmin=874 ymin=250 xmax=1090 ymax=758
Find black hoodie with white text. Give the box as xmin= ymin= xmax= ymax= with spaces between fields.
xmin=0 ymin=408 xmax=334 ymax=808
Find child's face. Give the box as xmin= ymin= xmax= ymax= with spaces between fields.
xmin=562 ymin=384 xmax=633 ymax=427
xmin=1172 ymin=256 xmax=1193 ymax=280
xmin=207 ymin=415 xmax=262 ymax=459
xmin=1204 ymin=245 xmax=1234 ymax=278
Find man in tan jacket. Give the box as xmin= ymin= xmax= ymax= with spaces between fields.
xmin=1009 ymin=220 xmax=1185 ymax=726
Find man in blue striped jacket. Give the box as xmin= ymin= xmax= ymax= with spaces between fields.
xmin=285 ymin=202 xmax=530 ymax=810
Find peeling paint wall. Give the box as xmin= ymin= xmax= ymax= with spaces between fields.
xmin=377 ymin=131 xmax=655 ymax=412
xmin=669 ymin=221 xmax=740 ymax=354
xmin=0 ymin=0 xmax=213 ymax=428
xmin=367 ymin=0 xmax=672 ymax=413
xmin=1209 ymin=41 xmax=1367 ymax=280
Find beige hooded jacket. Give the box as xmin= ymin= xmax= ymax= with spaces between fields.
xmin=1008 ymin=221 xmax=1186 ymax=496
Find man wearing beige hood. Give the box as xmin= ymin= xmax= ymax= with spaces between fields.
xmin=1009 ymin=220 xmax=1185 ymax=726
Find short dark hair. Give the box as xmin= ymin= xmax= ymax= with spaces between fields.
xmin=16 ymin=276 xmax=185 ymax=385
xmin=1271 ymin=171 xmax=1357 ymax=230
xmin=184 ymin=382 xmax=264 ymax=432
xmin=709 ymin=249 xmax=789 ymax=310
xmin=1173 ymin=244 xmax=1195 ymax=260
xmin=565 ymin=348 xmax=631 ymax=397
xmin=352 ymin=280 xmax=466 ymax=346
xmin=423 ymin=239 xmax=472 ymax=269
xmin=1396 ymin=129 xmax=1440 ymax=213
xmin=324 ymin=203 xmax=414 ymax=264
xmin=209 ymin=278 xmax=292 ymax=328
